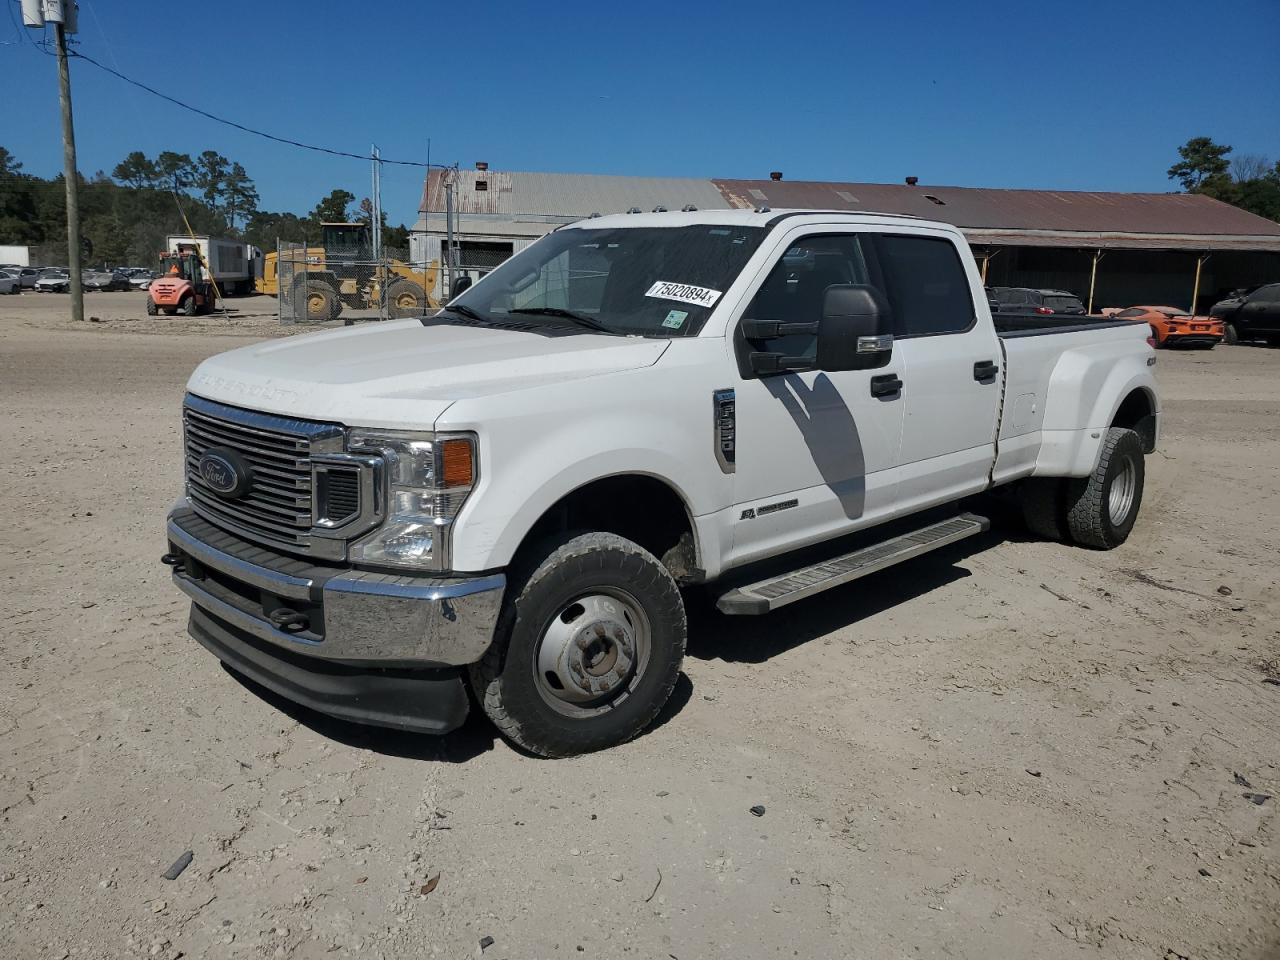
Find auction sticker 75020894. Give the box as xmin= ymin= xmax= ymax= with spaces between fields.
xmin=644 ymin=281 xmax=723 ymax=309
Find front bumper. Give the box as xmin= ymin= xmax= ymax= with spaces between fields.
xmin=166 ymin=505 xmax=506 ymax=733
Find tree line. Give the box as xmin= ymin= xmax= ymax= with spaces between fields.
xmin=0 ymin=145 xmax=410 ymax=268
xmin=1168 ymin=137 xmax=1280 ymax=222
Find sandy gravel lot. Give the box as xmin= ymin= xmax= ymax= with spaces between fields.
xmin=2 ymin=291 xmax=1278 ymax=960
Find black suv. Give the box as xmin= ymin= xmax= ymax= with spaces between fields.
xmin=1211 ymin=284 xmax=1280 ymax=345
xmin=988 ymin=286 xmax=1086 ymax=315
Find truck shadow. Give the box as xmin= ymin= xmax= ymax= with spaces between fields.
xmin=685 ymin=531 xmax=1003 ymax=665
xmin=221 ymin=665 xmax=498 ymax=763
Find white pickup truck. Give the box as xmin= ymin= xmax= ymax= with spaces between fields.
xmin=166 ymin=209 xmax=1160 ymax=756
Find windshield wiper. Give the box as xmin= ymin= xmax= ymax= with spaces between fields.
xmin=440 ymin=303 xmax=487 ymax=322
xmin=508 ymin=307 xmax=615 ymax=334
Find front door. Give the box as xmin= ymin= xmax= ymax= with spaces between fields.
xmin=726 ymin=230 xmax=907 ymax=569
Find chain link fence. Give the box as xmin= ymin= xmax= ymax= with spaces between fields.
xmin=274 ymin=231 xmax=441 ymax=326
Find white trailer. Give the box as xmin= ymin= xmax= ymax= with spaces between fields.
xmin=0 ymin=245 xmax=31 ymax=267
xmin=166 ymin=236 xmax=259 ymax=295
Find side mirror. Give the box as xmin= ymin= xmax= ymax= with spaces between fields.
xmin=816 ymin=284 xmax=892 ymax=371
xmin=450 ymin=275 xmax=473 ymax=298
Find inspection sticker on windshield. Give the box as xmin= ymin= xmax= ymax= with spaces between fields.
xmin=645 ymin=281 xmax=722 ymax=308
xmin=662 ymin=310 xmax=688 ymax=329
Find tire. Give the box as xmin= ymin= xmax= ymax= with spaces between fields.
xmin=1064 ymin=427 xmax=1145 ymax=549
xmin=302 ymin=281 xmax=339 ymax=322
xmin=180 ymin=294 xmax=197 ymax=317
xmin=470 ymin=531 xmax=687 ymax=758
xmin=145 ymin=297 xmax=158 ymax=316
xmin=1018 ymin=477 xmax=1067 ymax=542
xmin=385 ymin=280 xmax=426 ymax=318
xmin=1223 ymin=322 xmax=1239 ymax=345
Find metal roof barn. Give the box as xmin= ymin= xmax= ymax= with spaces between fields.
xmin=411 ymin=169 xmax=1280 ymax=310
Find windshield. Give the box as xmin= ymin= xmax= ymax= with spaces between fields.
xmin=447 ymin=224 xmax=767 ymax=336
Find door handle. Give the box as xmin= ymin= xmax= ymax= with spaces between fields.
xmin=870 ymin=374 xmax=903 ymax=398
xmin=973 ymin=360 xmax=999 ymax=382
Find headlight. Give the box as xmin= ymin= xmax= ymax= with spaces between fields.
xmin=345 ymin=429 xmax=477 ymax=571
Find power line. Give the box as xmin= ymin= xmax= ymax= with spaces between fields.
xmin=67 ymin=48 xmax=446 ymax=169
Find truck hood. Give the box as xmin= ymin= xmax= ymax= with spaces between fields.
xmin=187 ymin=318 xmax=670 ymax=428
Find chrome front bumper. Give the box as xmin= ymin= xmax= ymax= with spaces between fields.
xmin=166 ymin=505 xmax=505 ymax=667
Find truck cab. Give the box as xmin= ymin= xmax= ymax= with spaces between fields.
xmin=166 ymin=210 xmax=1158 ymax=756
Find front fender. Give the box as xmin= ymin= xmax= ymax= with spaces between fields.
xmin=446 ymin=405 xmax=723 ymax=575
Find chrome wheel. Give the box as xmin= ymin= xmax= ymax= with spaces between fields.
xmin=1108 ymin=454 xmax=1137 ymax=526
xmin=533 ymin=589 xmax=651 ymax=718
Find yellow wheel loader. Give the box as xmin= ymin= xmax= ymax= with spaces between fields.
xmin=257 ymin=223 xmax=439 ymax=323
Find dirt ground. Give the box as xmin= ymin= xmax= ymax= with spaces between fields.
xmin=2 ymin=290 xmax=1278 ymax=960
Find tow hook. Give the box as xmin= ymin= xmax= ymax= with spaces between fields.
xmin=267 ymin=609 xmax=310 ymax=633
xmin=160 ymin=552 xmax=183 ymax=567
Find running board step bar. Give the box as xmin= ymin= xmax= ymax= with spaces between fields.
xmin=716 ymin=513 xmax=990 ymax=615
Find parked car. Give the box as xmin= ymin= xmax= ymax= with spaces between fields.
xmin=131 ymin=270 xmax=157 ymax=290
xmin=0 ymin=265 xmax=40 ymax=288
xmin=83 ymin=269 xmax=133 ymax=291
xmin=164 ymin=209 xmax=1159 ymax=757
xmin=1210 ymin=284 xmax=1280 ymax=345
xmin=1109 ymin=306 xmax=1223 ymax=349
xmin=82 ymin=271 xmax=115 ymax=291
xmin=988 ymin=286 xmax=1086 ymax=315
xmin=35 ymin=269 xmax=71 ymax=293
xmin=0 ymin=270 xmax=19 ymax=294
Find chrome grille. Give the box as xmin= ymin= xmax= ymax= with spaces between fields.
xmin=183 ymin=395 xmax=348 ymax=558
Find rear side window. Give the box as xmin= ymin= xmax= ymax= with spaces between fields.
xmin=1044 ymin=295 xmax=1083 ymax=311
xmin=1253 ymin=284 xmax=1280 ymax=303
xmin=877 ymin=235 xmax=975 ymax=336
xmin=1115 ymin=307 xmax=1146 ymax=318
xmin=997 ymin=288 xmax=1026 ymax=305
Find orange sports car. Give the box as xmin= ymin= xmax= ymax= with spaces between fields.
xmin=1109 ymin=305 xmax=1224 ymax=349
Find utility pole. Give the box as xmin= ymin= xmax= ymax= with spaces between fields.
xmin=55 ymin=18 xmax=83 ymax=323
xmin=25 ymin=0 xmax=82 ymax=322
xmin=444 ymin=169 xmax=456 ymax=299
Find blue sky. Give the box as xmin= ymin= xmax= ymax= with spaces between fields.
xmin=5 ymin=0 xmax=1279 ymax=226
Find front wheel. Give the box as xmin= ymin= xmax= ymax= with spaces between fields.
xmin=1223 ymin=322 xmax=1239 ymax=345
xmin=470 ymin=532 xmax=687 ymax=757
xmin=180 ymin=295 xmax=197 ymax=317
xmin=1065 ymin=427 xmax=1145 ymax=549
xmin=145 ymin=297 xmax=158 ymax=316
xmin=385 ymin=280 xmax=426 ymax=318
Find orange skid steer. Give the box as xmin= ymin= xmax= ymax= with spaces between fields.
xmin=147 ymin=251 xmax=217 ymax=316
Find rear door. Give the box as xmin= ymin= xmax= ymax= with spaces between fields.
xmin=877 ymin=231 xmax=1002 ymax=512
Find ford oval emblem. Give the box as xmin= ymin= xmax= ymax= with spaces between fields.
xmin=198 ymin=447 xmax=252 ymax=499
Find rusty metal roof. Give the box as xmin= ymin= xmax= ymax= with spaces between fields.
xmin=713 ymin=179 xmax=1280 ymax=251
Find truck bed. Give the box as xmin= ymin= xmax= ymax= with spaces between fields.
xmin=994 ymin=312 xmax=1138 ymax=339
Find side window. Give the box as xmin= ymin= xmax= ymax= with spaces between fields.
xmin=877 ymin=234 xmax=975 ymax=336
xmin=744 ymin=234 xmax=878 ymax=359
xmin=1254 ymin=284 xmax=1280 ymax=303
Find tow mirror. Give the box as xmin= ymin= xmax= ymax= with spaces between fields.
xmin=816 ymin=284 xmax=893 ymax=371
